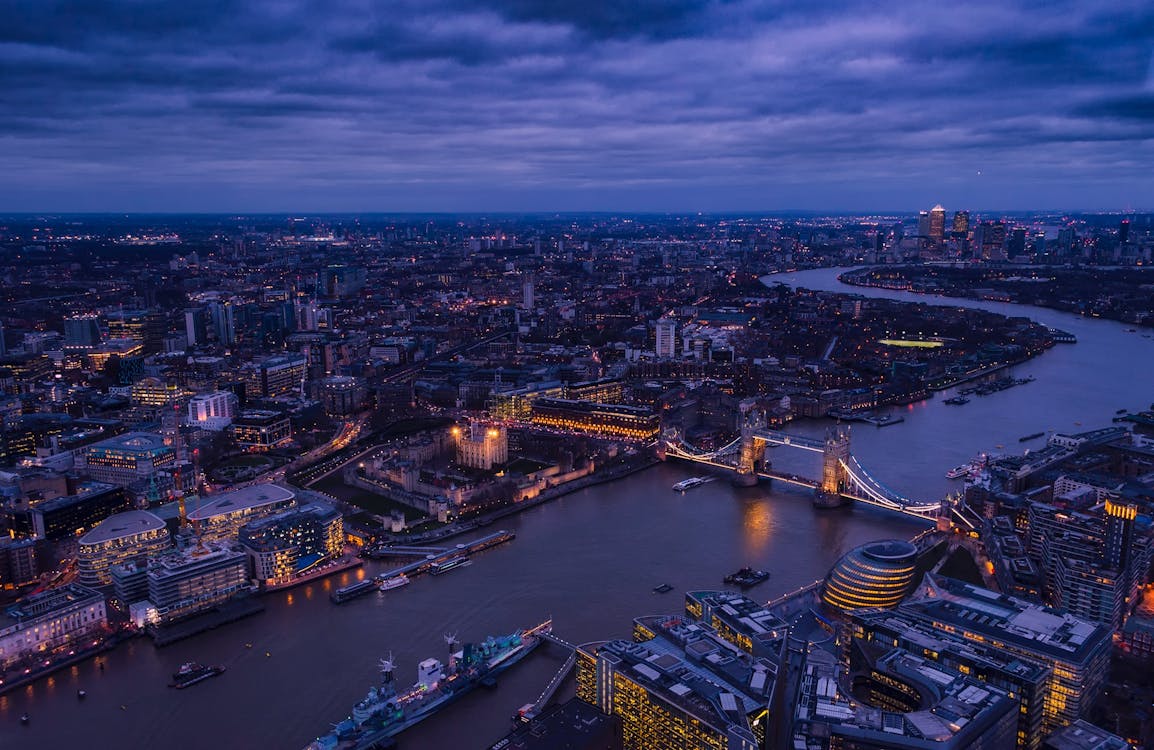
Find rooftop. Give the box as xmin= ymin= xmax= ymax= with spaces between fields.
xmin=86 ymin=431 xmax=170 ymax=454
xmin=187 ymin=484 xmax=295 ymax=521
xmin=79 ymin=509 xmax=166 ymax=545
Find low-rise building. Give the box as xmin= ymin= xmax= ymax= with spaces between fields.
xmin=0 ymin=584 xmax=107 ymax=672
xmin=82 ymin=432 xmax=175 ymax=488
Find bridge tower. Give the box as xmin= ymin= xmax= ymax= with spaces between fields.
xmin=734 ymin=399 xmax=766 ymax=487
xmin=814 ymin=425 xmax=850 ymax=507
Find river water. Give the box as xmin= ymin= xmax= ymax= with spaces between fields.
xmin=2 ymin=267 xmax=1150 ymax=750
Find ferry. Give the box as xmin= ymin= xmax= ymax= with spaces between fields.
xmin=378 ymin=574 xmax=410 ymax=592
xmin=430 ymin=557 xmax=471 ymax=576
xmin=304 ymin=621 xmax=551 ymax=750
xmin=169 ymin=662 xmax=226 ymax=689
xmin=672 ymin=477 xmax=710 ymax=492
xmin=945 ymin=464 xmax=970 ymax=480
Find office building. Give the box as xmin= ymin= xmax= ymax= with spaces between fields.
xmin=684 ymin=590 xmax=789 ymax=660
xmin=0 ymin=584 xmax=107 ymax=672
xmin=900 ymin=576 xmax=1111 ymax=733
xmin=0 ymin=537 xmax=39 ymax=588
xmin=850 ymin=608 xmax=1050 ymax=749
xmin=654 ymin=318 xmax=677 ymax=359
xmin=30 ymin=481 xmax=131 ymax=540
xmin=77 ymin=510 xmax=170 ymax=586
xmin=184 ymin=308 xmax=207 ymax=347
xmin=952 ymin=211 xmax=970 ymax=238
xmin=105 ymin=308 xmax=147 ymax=341
xmin=210 ymin=300 xmax=236 ymax=346
xmin=530 ymin=398 xmax=659 ymax=441
xmin=929 ymin=204 xmax=946 ymax=246
xmin=318 ymin=376 xmax=366 ymax=416
xmin=453 ymin=423 xmax=508 ymax=470
xmin=793 ymin=646 xmax=1018 ymax=749
xmin=185 ymin=484 xmax=296 ymax=543
xmin=144 ymin=543 xmax=249 ymax=624
xmin=821 ymin=540 xmax=918 ymax=614
xmin=238 ymin=502 xmax=343 ymax=587
xmin=577 ymin=614 xmax=778 ymax=750
xmin=242 ymin=353 xmax=307 ymax=398
xmin=231 ymin=410 xmax=292 ymax=450
xmin=187 ymin=390 xmax=239 ymax=430
xmin=129 ymin=378 xmax=187 ymax=407
xmin=82 ymin=432 xmax=176 ymax=489
xmin=63 ymin=314 xmax=102 ymax=349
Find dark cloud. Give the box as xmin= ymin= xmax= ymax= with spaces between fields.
xmin=0 ymin=0 xmax=1151 ymax=211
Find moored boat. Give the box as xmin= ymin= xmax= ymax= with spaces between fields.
xmin=378 ymin=574 xmax=410 ymax=592
xmin=170 ymin=662 xmax=226 ymax=689
xmin=304 ymin=620 xmax=551 ymax=750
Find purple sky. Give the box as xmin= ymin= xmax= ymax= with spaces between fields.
xmin=2 ymin=0 xmax=1152 ymax=212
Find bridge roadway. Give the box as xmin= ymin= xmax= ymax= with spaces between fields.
xmin=520 ymin=630 xmax=578 ymax=721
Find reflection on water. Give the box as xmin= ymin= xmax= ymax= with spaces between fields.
xmin=740 ymin=498 xmax=773 ymax=557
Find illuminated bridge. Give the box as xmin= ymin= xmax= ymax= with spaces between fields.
xmin=662 ymin=400 xmax=975 ymax=527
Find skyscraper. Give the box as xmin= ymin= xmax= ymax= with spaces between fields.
xmin=929 ymin=204 xmax=946 ymax=245
xmin=654 ymin=318 xmax=677 ymax=358
xmin=1119 ymin=218 xmax=1130 ymax=244
xmin=952 ymin=210 xmax=970 ymax=237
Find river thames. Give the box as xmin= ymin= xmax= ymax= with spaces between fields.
xmin=2 ymin=267 xmax=1151 ymax=750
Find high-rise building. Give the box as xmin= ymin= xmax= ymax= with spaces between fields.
xmin=917 ymin=210 xmax=931 ymax=238
xmin=952 ymin=210 xmax=970 ymax=237
xmin=210 ymin=301 xmax=236 ymax=346
xmin=184 ymin=308 xmax=207 ymax=347
xmin=64 ymin=314 xmax=102 ymax=349
xmin=654 ymin=318 xmax=677 ymax=358
xmin=978 ymin=221 xmax=1008 ymax=260
xmin=929 ymin=204 xmax=946 ymax=245
xmin=0 ymin=321 xmax=6 ymax=357
xmin=105 ymin=308 xmax=148 ymax=341
xmin=1119 ymin=219 xmax=1130 ymax=245
xmin=521 ymin=277 xmax=535 ymax=311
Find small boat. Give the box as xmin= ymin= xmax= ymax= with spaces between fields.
xmin=77 ymin=689 xmax=87 ymax=700
xmin=378 ymin=574 xmax=410 ymax=591
xmin=943 ymin=396 xmax=970 ymax=406
xmin=653 ymin=583 xmax=673 ymax=594
xmin=20 ymin=713 xmax=29 ymax=725
xmin=169 ymin=662 xmax=226 ymax=689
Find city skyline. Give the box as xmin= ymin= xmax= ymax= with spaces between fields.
xmin=3 ymin=0 xmax=1153 ymax=213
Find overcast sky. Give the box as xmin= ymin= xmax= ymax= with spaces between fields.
xmin=2 ymin=0 xmax=1152 ymax=212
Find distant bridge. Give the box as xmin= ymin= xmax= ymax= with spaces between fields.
xmin=662 ymin=400 xmax=975 ymax=527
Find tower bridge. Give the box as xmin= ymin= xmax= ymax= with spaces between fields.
xmin=662 ymin=400 xmax=974 ymax=527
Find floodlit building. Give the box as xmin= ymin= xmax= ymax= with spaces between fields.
xmin=453 ymin=423 xmax=508 ymax=470
xmin=145 ymin=543 xmax=250 ymax=624
xmin=77 ymin=510 xmax=170 ymax=586
xmin=238 ymin=502 xmax=343 ymax=587
xmin=82 ymin=432 xmax=175 ymax=488
xmin=821 ymin=540 xmax=918 ymax=614
xmin=0 ymin=584 xmax=107 ymax=672
xmin=186 ymin=484 xmax=296 ymax=543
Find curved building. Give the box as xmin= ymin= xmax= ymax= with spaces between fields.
xmin=78 ymin=510 xmax=170 ymax=586
xmin=822 ymin=539 xmax=918 ymax=614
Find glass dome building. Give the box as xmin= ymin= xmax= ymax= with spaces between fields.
xmin=821 ymin=539 xmax=918 ymax=613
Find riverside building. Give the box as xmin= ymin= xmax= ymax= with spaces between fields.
xmin=77 ymin=510 xmax=170 ymax=586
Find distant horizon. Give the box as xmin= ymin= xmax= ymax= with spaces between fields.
xmin=3 ymin=1 xmax=1152 ymax=212
xmin=1 ymin=206 xmax=1151 ymax=219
